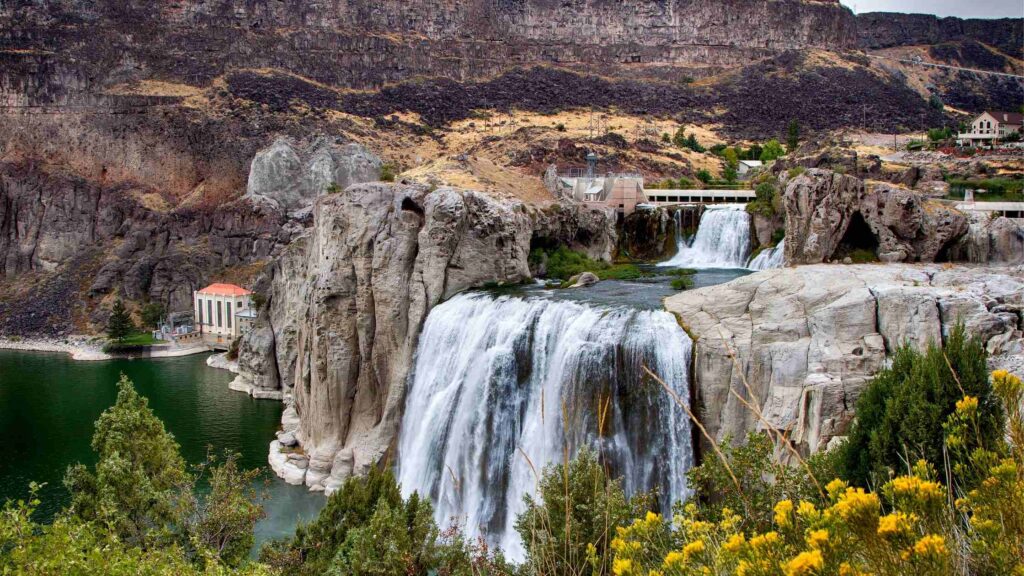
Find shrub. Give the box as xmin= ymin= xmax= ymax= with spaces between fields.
xmin=533 ymin=246 xmax=650 ymax=283
xmin=840 ymin=325 xmax=1002 ymax=489
xmin=746 ymin=182 xmax=777 ymax=217
xmin=788 ymin=166 xmax=806 ymax=179
xmin=140 ymin=302 xmax=165 ymax=329
xmin=380 ymin=163 xmax=398 ymax=182
xmin=106 ymin=299 xmax=134 ymax=342
xmin=556 ymin=123 xmax=566 ymax=132
xmin=326 ymin=182 xmax=342 ymax=194
xmin=696 ymin=169 xmax=713 ymax=184
xmin=671 ymin=276 xmax=693 ymax=290
xmin=515 ymin=447 xmax=652 ymax=576
xmin=760 ymin=139 xmax=786 ymax=162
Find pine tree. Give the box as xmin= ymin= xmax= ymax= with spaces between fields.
xmin=107 ymin=299 xmax=134 ymax=342
xmin=787 ymin=119 xmax=800 ymax=152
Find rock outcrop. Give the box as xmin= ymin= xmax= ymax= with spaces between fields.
xmin=245 ymin=137 xmax=381 ymax=212
xmin=783 ymin=169 xmax=968 ymax=265
xmin=949 ymin=213 xmax=1024 ymax=265
xmin=234 ymin=184 xmax=613 ymax=492
xmin=666 ymin=264 xmax=1024 ymax=456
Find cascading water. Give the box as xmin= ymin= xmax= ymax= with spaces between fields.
xmin=747 ymin=239 xmax=786 ymax=271
xmin=398 ymin=292 xmax=694 ymax=562
xmin=660 ymin=204 xmax=752 ymax=268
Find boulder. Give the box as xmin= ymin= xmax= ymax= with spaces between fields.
xmin=783 ymin=169 xmax=968 ymax=265
xmin=948 ymin=214 xmax=1024 ymax=265
xmin=569 ymin=272 xmax=600 ymax=288
xmin=245 ymin=137 xmax=382 ymax=212
xmin=666 ymin=264 xmax=1024 ymax=457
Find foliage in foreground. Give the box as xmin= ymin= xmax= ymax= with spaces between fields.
xmin=515 ymin=447 xmax=652 ymax=576
xmin=1 ymin=375 xmax=267 ymax=575
xmin=840 ymin=326 xmax=1002 ymax=489
xmin=609 ymin=368 xmax=1023 ymax=576
xmin=262 ymin=465 xmax=511 ymax=576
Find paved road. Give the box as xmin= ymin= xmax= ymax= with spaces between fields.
xmin=866 ymin=53 xmax=1024 ymax=80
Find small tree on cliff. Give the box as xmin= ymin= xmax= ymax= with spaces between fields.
xmin=141 ymin=302 xmax=165 ymax=329
xmin=786 ymin=119 xmax=801 ymax=152
xmin=107 ymin=299 xmax=134 ymax=342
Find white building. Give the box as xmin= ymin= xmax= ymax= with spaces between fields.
xmin=738 ymin=160 xmax=764 ymax=179
xmin=957 ymin=111 xmax=1023 ymax=147
xmin=193 ymin=283 xmax=254 ymax=342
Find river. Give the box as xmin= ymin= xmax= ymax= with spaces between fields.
xmin=0 ymin=350 xmax=324 ymax=551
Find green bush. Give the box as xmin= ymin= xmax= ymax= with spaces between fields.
xmin=696 ymin=169 xmax=712 ymax=184
xmin=746 ymin=182 xmax=777 ymax=217
xmin=533 ymin=246 xmax=650 ymax=283
xmin=787 ymin=166 xmax=806 ymax=179
xmin=759 ymin=139 xmax=785 ymax=162
xmin=840 ymin=325 xmax=1003 ymax=489
xmin=671 ymin=277 xmax=693 ymax=290
xmin=380 ymin=163 xmax=398 ymax=183
xmin=515 ymin=447 xmax=651 ymax=576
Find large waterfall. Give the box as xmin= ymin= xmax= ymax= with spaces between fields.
xmin=398 ymin=293 xmax=694 ymax=562
xmin=661 ymin=204 xmax=752 ymax=268
xmin=747 ymin=239 xmax=786 ymax=271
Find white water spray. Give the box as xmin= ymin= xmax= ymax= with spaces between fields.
xmin=747 ymin=239 xmax=786 ymax=271
xmin=398 ymin=293 xmax=694 ymax=562
xmin=660 ymin=204 xmax=752 ymax=268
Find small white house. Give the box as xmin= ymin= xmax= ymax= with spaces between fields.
xmin=193 ymin=283 xmax=254 ymax=341
xmin=738 ymin=160 xmax=764 ymax=178
xmin=957 ymin=111 xmax=1024 ymax=147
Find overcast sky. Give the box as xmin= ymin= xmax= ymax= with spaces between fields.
xmin=840 ymin=0 xmax=1024 ymax=19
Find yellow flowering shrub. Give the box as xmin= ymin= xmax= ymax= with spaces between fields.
xmin=607 ymin=370 xmax=1024 ymax=576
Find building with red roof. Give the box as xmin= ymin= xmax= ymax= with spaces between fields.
xmin=193 ymin=283 xmax=255 ymax=341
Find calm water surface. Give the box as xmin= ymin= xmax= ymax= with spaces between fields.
xmin=0 ymin=350 xmax=324 ymax=551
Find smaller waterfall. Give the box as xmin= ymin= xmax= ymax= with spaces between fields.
xmin=660 ymin=204 xmax=752 ymax=268
xmin=747 ymin=239 xmax=786 ymax=271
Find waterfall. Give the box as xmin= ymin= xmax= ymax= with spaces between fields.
xmin=660 ymin=204 xmax=752 ymax=268
xmin=747 ymin=239 xmax=786 ymax=271
xmin=398 ymin=293 xmax=694 ymax=562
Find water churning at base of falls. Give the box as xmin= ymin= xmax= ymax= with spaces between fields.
xmin=661 ymin=204 xmax=752 ymax=268
xmin=747 ymin=239 xmax=786 ymax=271
xmin=398 ymin=292 xmax=694 ymax=562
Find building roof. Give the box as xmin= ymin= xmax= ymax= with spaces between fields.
xmin=197 ymin=283 xmax=252 ymax=297
xmin=983 ymin=111 xmax=1024 ymax=125
xmin=235 ymin=309 xmax=258 ymax=319
xmin=739 ymin=160 xmax=764 ymax=167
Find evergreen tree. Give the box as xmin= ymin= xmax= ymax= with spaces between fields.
xmin=106 ymin=299 xmax=134 ymax=342
xmin=786 ymin=119 xmax=801 ymax=152
xmin=65 ymin=374 xmax=193 ymax=547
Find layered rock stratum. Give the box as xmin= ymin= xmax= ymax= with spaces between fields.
xmin=666 ymin=264 xmax=1024 ymax=456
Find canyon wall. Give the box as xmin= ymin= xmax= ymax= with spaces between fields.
xmin=236 ymin=184 xmax=615 ymax=491
xmin=856 ymin=13 xmax=1024 ymax=59
xmin=1 ymin=1 xmax=856 ymax=93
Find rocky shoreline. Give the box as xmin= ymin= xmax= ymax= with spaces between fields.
xmin=0 ymin=336 xmax=112 ymax=361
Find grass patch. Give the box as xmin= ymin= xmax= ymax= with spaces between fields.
xmin=848 ymin=248 xmax=878 ymax=264
xmin=117 ymin=332 xmax=159 ymax=345
xmin=533 ymin=246 xmax=652 ymax=283
xmin=671 ymin=277 xmax=693 ymax=291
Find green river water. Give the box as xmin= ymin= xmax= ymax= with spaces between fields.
xmin=0 ymin=349 xmax=324 ymax=551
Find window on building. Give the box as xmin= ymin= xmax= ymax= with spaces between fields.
xmin=217 ymin=301 xmax=222 ymax=327
xmin=207 ymin=300 xmax=213 ymax=326
xmin=197 ymin=299 xmax=203 ymax=324
xmin=227 ymin=302 xmax=232 ymax=329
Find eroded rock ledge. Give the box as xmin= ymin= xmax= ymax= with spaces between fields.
xmin=666 ymin=264 xmax=1024 ymax=456
xmin=236 ymin=184 xmax=613 ymax=492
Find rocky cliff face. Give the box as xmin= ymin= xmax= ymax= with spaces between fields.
xmin=666 ymin=264 xmax=1024 ymax=456
xmin=0 ymin=136 xmax=380 ymax=335
xmin=235 ymin=184 xmax=614 ymax=491
xmin=2 ymin=0 xmax=856 ymax=93
xmin=783 ymin=169 xmax=968 ymax=265
xmin=856 ymin=13 xmax=1023 ymax=59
